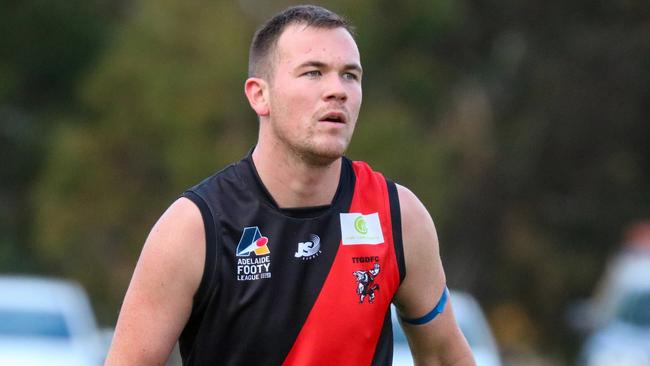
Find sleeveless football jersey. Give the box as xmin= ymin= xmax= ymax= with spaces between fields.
xmin=179 ymin=152 xmax=405 ymax=365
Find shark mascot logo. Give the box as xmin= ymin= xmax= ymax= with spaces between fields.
xmin=353 ymin=263 xmax=380 ymax=304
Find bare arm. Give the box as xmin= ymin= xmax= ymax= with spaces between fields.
xmin=105 ymin=197 xmax=205 ymax=365
xmin=393 ymin=185 xmax=475 ymax=366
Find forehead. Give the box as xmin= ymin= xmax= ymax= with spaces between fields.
xmin=274 ymin=24 xmax=360 ymax=68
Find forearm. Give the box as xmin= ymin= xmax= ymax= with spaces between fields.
xmin=410 ymin=334 xmax=476 ymax=366
xmin=438 ymin=353 xmax=476 ymax=366
xmin=405 ymin=308 xmax=476 ymax=366
xmin=105 ymin=347 xmax=169 ymax=366
xmin=105 ymin=309 xmax=179 ymax=366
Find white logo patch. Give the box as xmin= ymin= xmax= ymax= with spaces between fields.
xmin=340 ymin=213 xmax=384 ymax=245
xmin=294 ymin=234 xmax=322 ymax=260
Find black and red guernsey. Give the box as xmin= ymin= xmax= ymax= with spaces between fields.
xmin=180 ymin=152 xmax=406 ymax=365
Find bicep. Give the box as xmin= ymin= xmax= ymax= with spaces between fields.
xmin=106 ymin=197 xmax=205 ymax=365
xmin=393 ymin=185 xmax=474 ymax=365
xmin=393 ymin=184 xmax=446 ymax=320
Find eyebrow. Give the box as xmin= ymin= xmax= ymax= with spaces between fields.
xmin=297 ymin=60 xmax=363 ymax=74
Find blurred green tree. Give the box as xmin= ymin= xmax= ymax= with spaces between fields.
xmin=18 ymin=0 xmax=650 ymax=362
xmin=32 ymin=0 xmax=258 ymax=321
xmin=0 ymin=0 xmax=118 ymax=272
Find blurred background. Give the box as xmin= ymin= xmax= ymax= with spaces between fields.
xmin=1 ymin=0 xmax=649 ymax=365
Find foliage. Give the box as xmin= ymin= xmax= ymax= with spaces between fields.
xmin=0 ymin=0 xmax=117 ymax=273
xmin=2 ymin=0 xmax=648 ymax=361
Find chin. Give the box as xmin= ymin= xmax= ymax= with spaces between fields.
xmin=299 ymin=143 xmax=348 ymax=167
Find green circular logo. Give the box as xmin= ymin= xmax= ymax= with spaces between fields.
xmin=354 ymin=216 xmax=368 ymax=235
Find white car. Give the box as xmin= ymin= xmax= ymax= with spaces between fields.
xmin=392 ymin=290 xmax=502 ymax=366
xmin=587 ymin=249 xmax=650 ymax=328
xmin=579 ymin=286 xmax=650 ymax=366
xmin=0 ymin=275 xmax=107 ymax=366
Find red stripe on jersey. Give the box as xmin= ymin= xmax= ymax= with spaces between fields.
xmin=282 ymin=161 xmax=401 ymax=366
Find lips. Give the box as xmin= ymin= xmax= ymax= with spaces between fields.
xmin=318 ymin=111 xmax=347 ymax=124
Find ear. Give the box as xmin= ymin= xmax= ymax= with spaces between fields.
xmin=244 ymin=77 xmax=270 ymax=117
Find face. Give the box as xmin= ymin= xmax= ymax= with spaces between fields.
xmin=264 ymin=24 xmax=363 ymax=165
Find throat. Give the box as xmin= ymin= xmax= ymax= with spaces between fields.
xmin=251 ymin=148 xmax=342 ymax=208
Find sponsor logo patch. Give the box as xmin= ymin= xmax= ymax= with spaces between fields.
xmin=340 ymin=213 xmax=384 ymax=245
xmin=294 ymin=234 xmax=322 ymax=261
xmin=235 ymin=226 xmax=271 ymax=281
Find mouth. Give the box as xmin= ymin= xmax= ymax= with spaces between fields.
xmin=318 ymin=111 xmax=347 ymax=124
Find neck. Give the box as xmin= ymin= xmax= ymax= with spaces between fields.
xmin=251 ymin=143 xmax=342 ymax=208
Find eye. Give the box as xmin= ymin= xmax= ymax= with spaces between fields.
xmin=303 ymin=70 xmax=322 ymax=78
xmin=342 ymin=72 xmax=360 ymax=81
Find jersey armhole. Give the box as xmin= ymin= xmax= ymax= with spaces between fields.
xmin=386 ymin=179 xmax=406 ymax=283
xmin=181 ymin=190 xmax=217 ymax=312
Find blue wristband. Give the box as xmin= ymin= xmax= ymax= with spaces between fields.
xmin=400 ymin=286 xmax=449 ymax=325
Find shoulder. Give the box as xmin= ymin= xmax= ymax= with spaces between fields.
xmin=152 ymin=196 xmax=205 ymax=250
xmin=156 ymin=197 xmax=204 ymax=235
xmin=395 ymin=184 xmax=439 ymax=251
xmin=142 ymin=197 xmax=206 ymax=290
xmin=396 ymin=184 xmax=429 ymax=219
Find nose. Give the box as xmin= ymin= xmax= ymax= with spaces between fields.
xmin=323 ymin=74 xmax=347 ymax=103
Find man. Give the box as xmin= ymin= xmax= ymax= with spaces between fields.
xmin=106 ymin=5 xmax=475 ymax=366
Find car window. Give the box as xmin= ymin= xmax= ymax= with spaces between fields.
xmin=617 ymin=290 xmax=650 ymax=326
xmin=457 ymin=319 xmax=481 ymax=347
xmin=0 ymin=309 xmax=70 ymax=338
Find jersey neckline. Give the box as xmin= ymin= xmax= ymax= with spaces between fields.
xmin=236 ymin=148 xmax=355 ymax=219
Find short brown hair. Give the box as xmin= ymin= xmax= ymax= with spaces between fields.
xmin=248 ymin=5 xmax=354 ymax=78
